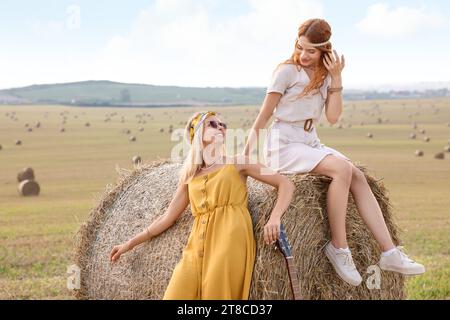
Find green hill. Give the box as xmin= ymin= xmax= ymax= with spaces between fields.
xmin=0 ymin=80 xmax=265 ymax=106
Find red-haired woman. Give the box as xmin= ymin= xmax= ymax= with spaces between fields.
xmin=244 ymin=18 xmax=424 ymax=286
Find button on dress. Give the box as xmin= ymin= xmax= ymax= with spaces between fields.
xmin=263 ymin=63 xmax=350 ymax=173
xmin=163 ymin=164 xmax=256 ymax=300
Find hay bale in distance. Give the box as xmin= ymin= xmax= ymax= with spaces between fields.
xmin=18 ymin=179 xmax=40 ymax=196
xmin=444 ymin=146 xmax=450 ymax=153
xmin=0 ymin=144 xmax=2 ymax=150
xmin=423 ymin=137 xmax=430 ymax=142
xmin=409 ymin=133 xmax=416 ymax=139
xmin=434 ymin=152 xmax=445 ymax=160
xmin=415 ymin=150 xmax=424 ymax=157
xmin=129 ymin=136 xmax=136 ymax=142
xmin=15 ymin=139 xmax=22 ymax=145
xmin=17 ymin=167 xmax=35 ymax=182
xmin=367 ymin=133 xmax=373 ymax=138
xmin=73 ymin=160 xmax=405 ymax=300
xmin=132 ymin=156 xmax=141 ymax=165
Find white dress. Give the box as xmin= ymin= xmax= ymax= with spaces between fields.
xmin=263 ymin=63 xmax=350 ymax=174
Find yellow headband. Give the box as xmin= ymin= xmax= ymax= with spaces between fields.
xmin=189 ymin=111 xmax=216 ymax=143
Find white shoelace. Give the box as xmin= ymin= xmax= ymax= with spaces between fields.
xmin=337 ymin=251 xmax=356 ymax=269
xmin=396 ymin=246 xmax=415 ymax=264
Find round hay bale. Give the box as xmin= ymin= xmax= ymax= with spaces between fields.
xmin=17 ymin=167 xmax=35 ymax=182
xmin=409 ymin=133 xmax=416 ymax=139
xmin=85 ymin=122 xmax=90 ymax=127
xmin=434 ymin=152 xmax=445 ymax=160
xmin=129 ymin=136 xmax=136 ymax=142
xmin=367 ymin=133 xmax=373 ymax=138
xmin=73 ymin=160 xmax=405 ymax=300
xmin=419 ymin=129 xmax=426 ymax=134
xmin=36 ymin=122 xmax=41 ymax=128
xmin=423 ymin=137 xmax=430 ymax=142
xmin=0 ymin=144 xmax=2 ymax=150
xmin=15 ymin=139 xmax=22 ymax=145
xmin=60 ymin=128 xmax=65 ymax=133
xmin=444 ymin=146 xmax=450 ymax=153
xmin=415 ymin=150 xmax=424 ymax=157
xmin=139 ymin=127 xmax=144 ymax=132
xmin=18 ymin=179 xmax=40 ymax=196
xmin=132 ymin=155 xmax=141 ymax=165
xmin=159 ymin=128 xmax=164 ymax=133
xmin=27 ymin=127 xmax=33 ymax=132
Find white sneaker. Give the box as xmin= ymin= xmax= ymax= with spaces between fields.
xmin=379 ymin=247 xmax=425 ymax=275
xmin=325 ymin=242 xmax=362 ymax=286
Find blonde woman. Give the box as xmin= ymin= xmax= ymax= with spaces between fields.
xmin=110 ymin=111 xmax=295 ymax=299
xmin=244 ymin=18 xmax=424 ymax=286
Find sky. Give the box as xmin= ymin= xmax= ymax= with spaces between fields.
xmin=1 ymin=0 xmax=449 ymax=90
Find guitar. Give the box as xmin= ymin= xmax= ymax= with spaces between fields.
xmin=276 ymin=223 xmax=303 ymax=300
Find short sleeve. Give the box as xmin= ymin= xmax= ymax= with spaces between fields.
xmin=319 ymin=74 xmax=332 ymax=100
xmin=266 ymin=64 xmax=292 ymax=95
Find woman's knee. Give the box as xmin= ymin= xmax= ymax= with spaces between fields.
xmin=333 ymin=160 xmax=352 ymax=185
xmin=313 ymin=155 xmax=352 ymax=184
xmin=351 ymin=165 xmax=366 ymax=184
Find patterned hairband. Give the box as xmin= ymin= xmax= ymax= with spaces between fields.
xmin=189 ymin=111 xmax=216 ymax=143
xmin=296 ymin=37 xmax=330 ymax=47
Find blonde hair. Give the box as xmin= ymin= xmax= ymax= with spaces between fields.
xmin=179 ymin=111 xmax=227 ymax=185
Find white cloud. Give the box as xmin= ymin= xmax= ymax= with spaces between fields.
xmin=356 ymin=3 xmax=446 ymax=38
xmin=92 ymin=0 xmax=324 ymax=87
xmin=30 ymin=20 xmax=65 ymax=38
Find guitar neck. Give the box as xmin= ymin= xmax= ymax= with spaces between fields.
xmin=285 ymin=257 xmax=302 ymax=300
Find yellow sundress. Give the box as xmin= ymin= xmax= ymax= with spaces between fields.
xmin=163 ymin=164 xmax=256 ymax=300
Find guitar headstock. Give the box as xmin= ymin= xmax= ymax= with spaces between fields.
xmin=276 ymin=223 xmax=292 ymax=258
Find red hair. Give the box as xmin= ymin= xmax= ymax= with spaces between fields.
xmin=276 ymin=18 xmax=333 ymax=99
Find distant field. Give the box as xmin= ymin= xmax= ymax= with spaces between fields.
xmin=0 ymin=98 xmax=449 ymax=299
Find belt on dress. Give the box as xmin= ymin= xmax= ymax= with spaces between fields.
xmin=273 ymin=116 xmax=315 ymax=132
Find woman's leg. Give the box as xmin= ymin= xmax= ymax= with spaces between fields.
xmin=311 ymin=155 xmax=353 ymax=249
xmin=349 ymin=165 xmax=395 ymax=252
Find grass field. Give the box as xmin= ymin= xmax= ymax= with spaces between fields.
xmin=0 ymin=98 xmax=449 ymax=299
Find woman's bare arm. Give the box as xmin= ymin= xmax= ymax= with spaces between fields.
xmin=243 ymin=92 xmax=282 ymax=156
xmin=110 ymin=183 xmax=189 ymax=262
xmin=323 ymin=50 xmax=345 ymax=124
xmin=324 ymin=76 xmax=343 ymax=124
xmin=236 ymin=156 xmax=295 ymax=245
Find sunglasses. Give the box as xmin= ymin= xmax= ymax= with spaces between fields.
xmin=206 ymin=120 xmax=227 ymax=130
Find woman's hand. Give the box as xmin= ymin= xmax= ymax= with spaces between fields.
xmin=264 ymin=216 xmax=281 ymax=245
xmin=323 ymin=49 xmax=345 ymax=79
xmin=110 ymin=242 xmax=131 ymax=263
